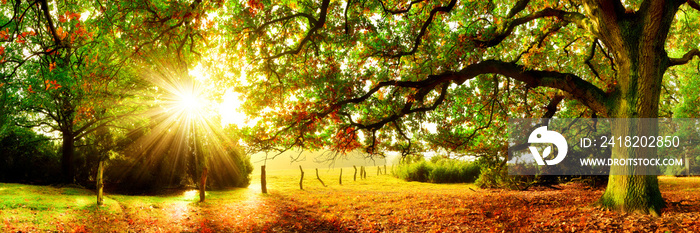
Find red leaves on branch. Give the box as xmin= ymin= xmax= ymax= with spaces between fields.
xmin=247 ymin=0 xmax=264 ymax=15
xmin=44 ymin=80 xmax=61 ymax=90
xmin=333 ymin=127 xmax=362 ymax=153
xmin=0 ymin=29 xmax=8 ymax=40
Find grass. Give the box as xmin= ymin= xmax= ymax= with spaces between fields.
xmin=1 ymin=169 xmax=699 ymax=232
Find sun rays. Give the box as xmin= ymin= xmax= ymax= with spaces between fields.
xmin=115 ymin=60 xmax=249 ymax=192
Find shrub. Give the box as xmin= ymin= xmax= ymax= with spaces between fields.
xmin=393 ymin=156 xmax=480 ymax=183
xmin=0 ymin=127 xmax=61 ymax=184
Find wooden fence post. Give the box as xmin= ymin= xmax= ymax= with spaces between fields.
xmin=299 ymin=165 xmax=304 ymax=190
xmin=339 ymin=168 xmax=342 ymax=185
xmin=96 ymin=160 xmax=104 ymax=206
xmin=261 ymin=165 xmax=267 ymax=194
xmin=316 ymin=168 xmax=327 ymax=187
xmin=353 ymin=165 xmax=357 ymax=181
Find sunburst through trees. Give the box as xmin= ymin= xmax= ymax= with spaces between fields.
xmin=112 ymin=61 xmax=251 ymax=200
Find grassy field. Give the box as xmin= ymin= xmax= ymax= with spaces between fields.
xmin=1 ymin=167 xmax=700 ymax=232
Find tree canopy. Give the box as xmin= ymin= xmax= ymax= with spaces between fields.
xmin=211 ymin=0 xmax=700 ymax=214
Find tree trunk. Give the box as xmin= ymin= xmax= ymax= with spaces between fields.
xmin=261 ymin=165 xmax=267 ymax=194
xmin=299 ymin=165 xmax=304 ymax=190
xmin=600 ymin=120 xmax=664 ymax=215
xmin=598 ymin=64 xmax=666 ymax=215
xmin=587 ymin=1 xmax=684 ymax=215
xmin=596 ymin=27 xmax=668 ymax=216
xmin=339 ymin=168 xmax=342 ymax=185
xmin=96 ymin=160 xmax=104 ymax=206
xmin=199 ymin=167 xmax=208 ymax=202
xmin=61 ymin=131 xmax=75 ymax=183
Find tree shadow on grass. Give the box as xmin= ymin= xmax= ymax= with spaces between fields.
xmin=193 ymin=191 xmax=355 ymax=232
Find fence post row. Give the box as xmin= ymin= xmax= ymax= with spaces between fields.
xmin=353 ymin=165 xmax=357 ymax=181
xmin=316 ymin=168 xmax=327 ymax=187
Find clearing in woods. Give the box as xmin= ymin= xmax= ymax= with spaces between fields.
xmin=1 ymin=168 xmax=699 ymax=232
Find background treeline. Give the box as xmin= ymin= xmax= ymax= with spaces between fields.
xmin=0 ymin=123 xmax=252 ymax=194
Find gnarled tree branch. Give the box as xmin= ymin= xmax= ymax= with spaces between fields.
xmin=669 ymin=48 xmax=700 ymax=66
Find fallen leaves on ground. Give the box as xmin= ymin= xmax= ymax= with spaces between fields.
xmin=1 ymin=176 xmax=699 ymax=232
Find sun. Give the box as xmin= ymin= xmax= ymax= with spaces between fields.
xmin=175 ymin=89 xmax=206 ymax=114
xmin=187 ymin=63 xmax=253 ymax=128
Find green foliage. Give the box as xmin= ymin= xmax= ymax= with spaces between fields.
xmin=207 ymin=148 xmax=254 ymax=189
xmin=392 ymin=156 xmax=480 ymax=183
xmin=0 ymin=126 xmax=60 ymax=184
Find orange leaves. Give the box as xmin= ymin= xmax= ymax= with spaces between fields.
xmin=44 ymin=80 xmax=61 ymax=90
xmin=74 ymin=106 xmax=95 ymax=123
xmin=0 ymin=28 xmax=9 ymax=40
xmin=332 ymin=127 xmax=362 ymax=153
xmin=0 ymin=45 xmax=4 ymax=56
xmin=247 ymin=0 xmax=264 ymax=15
xmin=27 ymin=85 xmax=35 ymax=93
xmin=49 ymin=62 xmax=56 ymax=71
xmin=68 ymin=12 xmax=81 ymax=21
xmin=59 ymin=12 xmax=81 ymax=23
xmin=56 ymin=27 xmax=68 ymax=40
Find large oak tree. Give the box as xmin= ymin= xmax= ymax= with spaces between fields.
xmin=219 ymin=0 xmax=700 ymax=215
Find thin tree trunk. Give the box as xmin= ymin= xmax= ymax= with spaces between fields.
xmin=377 ymin=166 xmax=380 ymax=176
xmin=96 ymin=160 xmax=104 ymax=206
xmin=299 ymin=165 xmax=304 ymax=190
xmin=261 ymin=165 xmax=267 ymax=194
xmin=384 ymin=165 xmax=387 ymax=175
xmin=316 ymin=168 xmax=327 ymax=187
xmin=339 ymin=168 xmax=342 ymax=185
xmin=686 ymin=150 xmax=690 ymax=176
xmin=353 ymin=165 xmax=357 ymax=181
xmin=199 ymin=168 xmax=208 ymax=202
xmin=61 ymin=131 xmax=75 ymax=183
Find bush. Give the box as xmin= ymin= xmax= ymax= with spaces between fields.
xmin=0 ymin=127 xmax=61 ymax=184
xmin=393 ymin=156 xmax=480 ymax=183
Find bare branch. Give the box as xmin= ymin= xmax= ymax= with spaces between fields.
xmin=390 ymin=0 xmax=457 ymax=58
xmin=377 ymin=0 xmax=426 ymax=14
xmin=261 ymin=0 xmax=331 ymax=60
xmin=475 ymin=8 xmax=588 ymax=48
xmin=506 ymin=0 xmax=530 ymax=18
xmin=584 ymin=39 xmax=602 ymax=80
xmin=39 ymin=0 xmax=62 ymax=46
xmin=669 ymin=48 xmax=700 ymax=66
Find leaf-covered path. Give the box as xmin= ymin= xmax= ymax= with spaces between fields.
xmin=1 ymin=170 xmax=699 ymax=232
